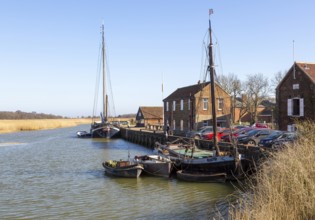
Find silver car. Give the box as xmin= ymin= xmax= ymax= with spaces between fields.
xmin=186 ymin=126 xmax=213 ymax=139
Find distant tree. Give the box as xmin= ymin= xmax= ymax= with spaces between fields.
xmin=217 ymin=73 xmax=242 ymax=123
xmin=271 ymin=71 xmax=286 ymax=90
xmin=243 ymin=73 xmax=269 ymax=124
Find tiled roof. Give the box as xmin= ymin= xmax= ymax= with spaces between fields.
xmin=296 ymin=62 xmax=315 ymax=84
xmin=139 ymin=106 xmax=163 ymax=119
xmin=163 ymin=82 xmax=210 ymax=101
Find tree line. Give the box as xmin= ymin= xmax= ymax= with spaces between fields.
xmin=0 ymin=111 xmax=64 ymax=120
xmin=217 ymin=71 xmax=285 ymax=124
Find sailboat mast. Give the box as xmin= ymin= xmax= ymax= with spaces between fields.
xmin=208 ymin=11 xmax=220 ymax=155
xmin=101 ymin=24 xmax=107 ymax=122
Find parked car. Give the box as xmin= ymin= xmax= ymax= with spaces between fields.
xmin=258 ymin=130 xmax=285 ymax=148
xmin=220 ymin=127 xmax=254 ymax=142
xmin=232 ymin=125 xmax=248 ymax=130
xmin=237 ymin=128 xmax=272 ymax=146
xmin=201 ymin=127 xmax=226 ymax=141
xmin=185 ymin=126 xmax=213 ymax=139
xmin=252 ymin=122 xmax=269 ymax=128
xmin=271 ymin=132 xmax=298 ymax=149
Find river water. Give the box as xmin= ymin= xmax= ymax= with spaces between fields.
xmin=0 ymin=125 xmax=235 ymax=219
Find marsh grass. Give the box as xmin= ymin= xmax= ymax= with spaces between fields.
xmin=0 ymin=118 xmax=92 ymax=133
xmin=228 ymin=121 xmax=315 ymax=219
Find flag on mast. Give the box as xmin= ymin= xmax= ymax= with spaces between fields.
xmin=209 ymin=9 xmax=214 ymax=15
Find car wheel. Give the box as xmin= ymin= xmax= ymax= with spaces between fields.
xmin=248 ymin=140 xmax=256 ymax=146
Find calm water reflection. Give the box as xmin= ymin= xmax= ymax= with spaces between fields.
xmin=0 ymin=125 xmax=234 ymax=219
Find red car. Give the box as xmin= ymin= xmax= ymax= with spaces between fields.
xmin=202 ymin=128 xmax=235 ymax=141
xmin=252 ymin=122 xmax=269 ymax=128
xmin=220 ymin=127 xmax=254 ymax=142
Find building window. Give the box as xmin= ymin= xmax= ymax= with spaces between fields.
xmin=180 ymin=120 xmax=183 ymax=131
xmin=188 ymin=99 xmax=190 ymax=110
xmin=180 ymin=99 xmax=184 ymax=111
xmin=166 ymin=102 xmax=169 ymax=111
xmin=287 ymin=124 xmax=296 ymax=132
xmin=203 ymin=98 xmax=208 ymax=110
xmin=173 ymin=101 xmax=176 ymax=111
xmin=138 ymin=112 xmax=141 ymax=117
xmin=293 ymin=84 xmax=299 ymax=90
xmin=203 ymin=120 xmax=208 ymax=126
xmin=288 ymin=98 xmax=304 ymax=116
xmin=173 ymin=120 xmax=176 ymax=130
xmin=218 ymin=98 xmax=224 ymax=110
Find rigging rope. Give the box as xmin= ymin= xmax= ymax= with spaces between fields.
xmin=92 ymin=42 xmax=102 ymax=123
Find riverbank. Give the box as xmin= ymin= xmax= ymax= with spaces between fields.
xmin=0 ymin=118 xmax=92 ymax=134
xmin=230 ymin=121 xmax=315 ymax=219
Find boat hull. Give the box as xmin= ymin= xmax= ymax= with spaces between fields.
xmin=102 ymin=161 xmax=143 ymax=178
xmin=176 ymin=170 xmax=227 ymax=183
xmin=76 ymin=131 xmax=91 ymax=138
xmin=181 ymin=156 xmax=241 ymax=174
xmin=91 ymin=124 xmax=120 ymax=138
xmin=135 ymin=155 xmax=172 ymax=178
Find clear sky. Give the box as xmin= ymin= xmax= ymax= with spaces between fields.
xmin=1 ymin=0 xmax=314 ymax=117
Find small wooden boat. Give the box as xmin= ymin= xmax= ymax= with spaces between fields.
xmin=176 ymin=170 xmax=227 ymax=183
xmin=134 ymin=155 xmax=173 ymax=178
xmin=102 ymin=160 xmax=143 ymax=178
xmin=76 ymin=131 xmax=91 ymax=138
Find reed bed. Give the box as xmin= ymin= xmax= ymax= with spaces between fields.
xmin=229 ymin=121 xmax=315 ymax=219
xmin=0 ymin=118 xmax=92 ymax=134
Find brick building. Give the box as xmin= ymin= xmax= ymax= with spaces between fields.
xmin=163 ymin=81 xmax=231 ymax=134
xmin=276 ymin=62 xmax=315 ymax=131
xmin=135 ymin=106 xmax=163 ymax=128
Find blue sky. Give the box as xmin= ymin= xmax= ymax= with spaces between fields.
xmin=1 ymin=0 xmax=314 ymax=117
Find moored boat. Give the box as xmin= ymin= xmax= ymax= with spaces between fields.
xmin=134 ymin=155 xmax=173 ymax=178
xmin=102 ymin=160 xmax=143 ymax=178
xmin=76 ymin=130 xmax=91 ymax=138
xmin=176 ymin=170 xmax=227 ymax=183
xmin=155 ymin=139 xmax=215 ymax=159
xmin=179 ymin=153 xmax=243 ymax=179
xmin=77 ymin=24 xmax=120 ymax=139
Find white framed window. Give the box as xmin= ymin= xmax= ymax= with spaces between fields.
xmin=188 ymin=99 xmax=190 ymax=110
xmin=173 ymin=120 xmax=176 ymax=130
xmin=180 ymin=99 xmax=184 ymax=111
xmin=166 ymin=102 xmax=169 ymax=111
xmin=293 ymin=84 xmax=299 ymax=90
xmin=287 ymin=124 xmax=296 ymax=132
xmin=173 ymin=101 xmax=176 ymax=111
xmin=218 ymin=98 xmax=224 ymax=110
xmin=180 ymin=120 xmax=183 ymax=131
xmin=138 ymin=112 xmax=142 ymax=117
xmin=203 ymin=98 xmax=208 ymax=110
xmin=288 ymin=98 xmax=304 ymax=116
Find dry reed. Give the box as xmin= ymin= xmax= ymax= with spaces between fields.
xmin=229 ymin=121 xmax=315 ymax=219
xmin=0 ymin=118 xmax=92 ymax=134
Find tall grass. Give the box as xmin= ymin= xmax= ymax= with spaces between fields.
xmin=0 ymin=118 xmax=92 ymax=133
xmin=229 ymin=121 xmax=315 ymax=219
